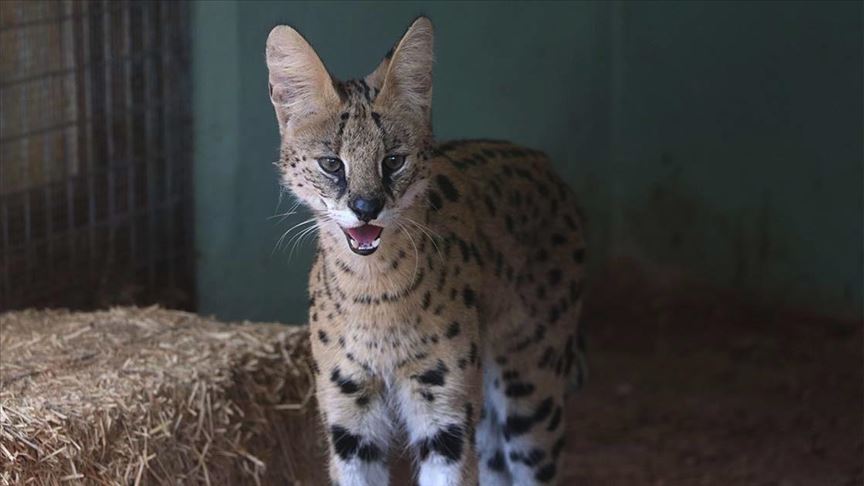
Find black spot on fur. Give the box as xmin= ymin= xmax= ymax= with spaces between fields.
xmin=548 ymin=406 xmax=562 ymax=431
xmin=573 ymin=248 xmax=585 ymax=263
xmin=317 ymin=330 xmax=330 ymax=344
xmin=421 ymin=291 xmax=432 ymax=310
xmin=470 ymin=242 xmax=484 ymax=267
xmin=484 ymin=195 xmax=497 ymax=215
xmin=458 ymin=239 xmax=471 ymax=262
xmin=551 ymin=233 xmax=567 ymax=245
xmin=428 ymin=190 xmax=443 ymax=211
xmin=505 ymin=382 xmax=535 ymax=398
xmin=371 ymin=111 xmax=382 ymax=128
xmin=330 ymin=425 xmax=357 ymax=459
xmin=357 ymin=79 xmax=372 ymax=101
xmin=504 ymin=397 xmax=555 ymax=439
xmin=358 ymin=443 xmax=383 ymax=462
xmin=505 ymin=215 xmax=515 ymax=234
xmin=535 ymin=463 xmax=557 ymax=482
xmin=534 ymin=397 xmax=555 ymax=422
xmin=563 ymin=335 xmax=576 ymax=374
xmin=510 ymin=448 xmax=546 ymax=467
xmin=502 ymin=370 xmax=519 ymax=381
xmin=330 ymin=368 xmax=360 ymax=394
xmin=419 ymin=424 xmax=465 ymax=463
xmin=421 ymin=391 xmax=435 ymax=402
xmin=535 ymin=248 xmax=549 ymax=262
xmin=534 ymin=324 xmax=547 ymax=342
xmin=536 ymin=284 xmax=547 ymax=299
xmin=548 ymin=269 xmax=562 ymax=285
xmin=487 ymin=450 xmax=506 ymax=471
xmin=552 ymin=436 xmax=566 ymax=458
xmin=436 ymin=174 xmax=460 ymax=202
xmin=469 ymin=342 xmax=479 ymax=364
xmin=463 ymin=287 xmax=476 ymax=307
xmin=416 ymin=360 xmax=449 ymax=386
xmin=504 ymin=415 xmax=533 ymax=439
xmin=446 ymin=321 xmax=461 ymax=339
xmin=538 ymin=346 xmax=555 ymax=369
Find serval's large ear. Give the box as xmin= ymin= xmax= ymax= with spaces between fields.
xmin=368 ymin=17 xmax=434 ymax=117
xmin=266 ymin=25 xmax=340 ymax=135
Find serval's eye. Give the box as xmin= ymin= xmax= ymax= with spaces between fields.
xmin=382 ymin=155 xmax=406 ymax=173
xmin=317 ymin=157 xmax=343 ymax=174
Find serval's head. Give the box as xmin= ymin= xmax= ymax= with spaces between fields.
xmin=266 ymin=17 xmax=434 ymax=256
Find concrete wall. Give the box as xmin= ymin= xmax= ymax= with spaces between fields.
xmin=193 ymin=1 xmax=862 ymax=323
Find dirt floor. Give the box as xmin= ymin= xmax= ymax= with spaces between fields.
xmin=559 ymin=272 xmax=863 ymax=485
xmin=381 ymin=269 xmax=862 ymax=485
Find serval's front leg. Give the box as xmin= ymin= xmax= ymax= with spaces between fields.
xmin=395 ymin=335 xmax=482 ymax=486
xmin=314 ymin=343 xmax=392 ymax=486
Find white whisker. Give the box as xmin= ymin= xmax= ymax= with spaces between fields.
xmin=273 ymin=217 xmax=316 ymax=255
xmin=288 ymin=223 xmax=319 ymax=261
xmin=396 ymin=221 xmax=420 ymax=285
xmin=404 ymin=217 xmax=443 ymax=263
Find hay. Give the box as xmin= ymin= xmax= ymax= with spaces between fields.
xmin=0 ymin=307 xmax=327 ymax=485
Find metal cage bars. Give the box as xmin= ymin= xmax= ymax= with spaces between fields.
xmin=0 ymin=0 xmax=194 ymax=311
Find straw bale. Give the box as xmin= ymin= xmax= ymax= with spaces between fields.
xmin=0 ymin=307 xmax=328 ymax=485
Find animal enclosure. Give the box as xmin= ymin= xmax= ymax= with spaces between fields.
xmin=0 ymin=1 xmax=861 ymax=485
xmin=0 ymin=0 xmax=194 ymax=312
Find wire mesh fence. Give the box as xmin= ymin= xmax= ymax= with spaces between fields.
xmin=0 ymin=0 xmax=194 ymax=311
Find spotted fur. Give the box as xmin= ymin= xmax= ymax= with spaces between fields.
xmin=266 ymin=17 xmax=585 ymax=486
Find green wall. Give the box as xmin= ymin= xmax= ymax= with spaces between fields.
xmin=193 ymin=1 xmax=863 ymax=323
